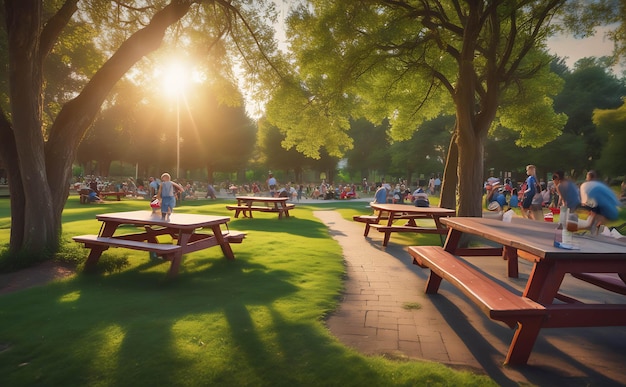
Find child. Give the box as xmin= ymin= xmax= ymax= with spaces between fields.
xmin=157 ymin=173 xmax=184 ymax=221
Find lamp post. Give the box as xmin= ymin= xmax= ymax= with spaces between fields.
xmin=176 ymin=92 xmax=180 ymax=180
xmin=163 ymin=63 xmax=187 ymax=180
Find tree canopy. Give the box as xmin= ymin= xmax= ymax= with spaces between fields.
xmin=269 ymin=0 xmax=569 ymax=215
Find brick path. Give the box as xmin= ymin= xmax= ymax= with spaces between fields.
xmin=315 ymin=210 xmax=626 ymax=386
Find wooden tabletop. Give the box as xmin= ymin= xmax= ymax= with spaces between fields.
xmin=370 ymin=203 xmax=456 ymax=215
xmin=442 ymin=216 xmax=626 ymax=260
xmin=96 ymin=210 xmax=230 ymax=229
xmin=236 ymin=196 xmax=288 ymax=202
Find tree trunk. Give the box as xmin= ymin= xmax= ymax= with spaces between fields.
xmin=3 ymin=0 xmax=193 ymax=263
xmin=206 ymin=164 xmax=215 ymax=184
xmin=0 ymin=108 xmax=26 ymax=255
xmin=6 ymin=1 xmax=59 ymax=259
xmin=440 ymin=131 xmax=458 ymax=210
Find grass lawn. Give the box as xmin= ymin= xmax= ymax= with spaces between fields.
xmin=0 ymin=196 xmax=495 ymax=386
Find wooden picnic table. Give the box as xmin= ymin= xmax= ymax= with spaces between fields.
xmin=410 ymin=216 xmax=626 ymax=365
xmin=73 ymin=210 xmax=245 ymax=278
xmin=354 ymin=203 xmax=455 ymax=246
xmin=99 ymin=191 xmax=126 ymax=201
xmin=227 ymin=196 xmax=294 ymax=219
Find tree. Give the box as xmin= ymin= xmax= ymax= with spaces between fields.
xmin=593 ymin=100 xmax=626 ymax=176
xmin=552 ymin=57 xmax=626 ymax=173
xmin=269 ymin=1 xmax=568 ymax=216
xmin=258 ymin=118 xmax=312 ymax=183
xmin=344 ymin=118 xmax=391 ymax=180
xmin=388 ymin=115 xmax=454 ymax=185
xmin=0 ymin=0 xmax=281 ymax=265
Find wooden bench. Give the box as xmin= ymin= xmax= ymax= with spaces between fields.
xmin=353 ymin=215 xmax=380 ymax=236
xmin=409 ymin=245 xmax=547 ymax=364
xmin=226 ymin=203 xmax=295 ymax=218
xmin=223 ymin=230 xmax=246 ymax=243
xmin=72 ymin=234 xmax=182 ymax=261
xmin=571 ymin=273 xmax=626 ymax=296
xmin=370 ymin=224 xmax=447 ymax=246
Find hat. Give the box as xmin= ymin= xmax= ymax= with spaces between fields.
xmin=487 ymin=202 xmax=501 ymax=211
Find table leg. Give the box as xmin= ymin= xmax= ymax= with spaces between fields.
xmin=503 ymin=246 xmax=518 ymax=278
xmin=83 ymin=247 xmax=107 ymax=272
xmin=524 ymin=261 xmax=565 ymax=304
xmin=84 ymin=221 xmax=120 ymax=272
xmin=504 ymin=317 xmax=544 ymax=365
xmin=211 ymin=225 xmax=235 ymax=259
xmin=443 ymin=229 xmax=462 ymax=253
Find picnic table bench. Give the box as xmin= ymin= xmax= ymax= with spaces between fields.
xmin=227 ymin=196 xmax=294 ymax=219
xmin=73 ymin=235 xmax=183 ymax=261
xmin=355 ymin=203 xmax=455 ymax=246
xmin=73 ymin=211 xmax=245 ymax=278
xmin=409 ymin=245 xmax=547 ymax=365
xmin=410 ymin=216 xmax=626 ymax=365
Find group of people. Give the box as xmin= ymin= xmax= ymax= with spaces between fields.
xmin=487 ymin=164 xmax=620 ymax=233
xmin=372 ymin=179 xmax=431 ymax=207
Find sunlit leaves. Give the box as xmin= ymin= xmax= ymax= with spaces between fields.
xmin=593 ymin=99 xmax=626 ymax=174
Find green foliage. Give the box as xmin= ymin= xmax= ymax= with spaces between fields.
xmin=593 ymin=99 xmax=626 ymax=175
xmin=496 ymin=61 xmax=568 ymax=147
xmin=344 ymin=118 xmax=391 ymax=177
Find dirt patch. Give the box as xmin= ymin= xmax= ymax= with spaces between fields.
xmin=0 ymin=260 xmax=76 ymax=295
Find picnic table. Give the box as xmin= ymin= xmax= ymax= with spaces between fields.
xmin=73 ymin=210 xmax=245 ymax=278
xmin=99 ymin=191 xmax=126 ymax=201
xmin=354 ymin=203 xmax=455 ymax=246
xmin=409 ymin=216 xmax=626 ymax=365
xmin=226 ymin=196 xmax=294 ymax=219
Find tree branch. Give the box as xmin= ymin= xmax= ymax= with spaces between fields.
xmin=39 ymin=0 xmax=79 ymax=62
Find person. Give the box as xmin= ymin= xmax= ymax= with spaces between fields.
xmin=205 ymin=183 xmax=217 ymax=199
xmin=576 ymin=180 xmax=621 ymax=233
xmin=157 ymin=172 xmax=183 ymax=221
xmin=551 ymin=171 xmax=580 ymax=211
xmin=521 ymin=164 xmax=542 ymax=221
xmin=428 ymin=176 xmax=435 ymax=195
xmin=509 ymin=188 xmax=519 ymax=208
xmin=412 ymin=187 xmax=430 ymax=207
xmin=381 ymin=179 xmax=392 ymax=203
xmin=311 ymin=186 xmax=321 ymax=199
xmin=87 ymin=188 xmax=103 ymax=203
xmin=182 ymin=183 xmax=196 ymax=200
xmin=392 ymin=184 xmax=402 ymax=203
xmin=267 ymin=172 xmax=277 ymax=197
xmin=297 ymin=184 xmax=303 ymax=201
xmin=586 ymin=170 xmax=597 ymax=181
xmin=488 ymin=186 xmax=507 ymax=209
xmin=320 ymin=179 xmax=328 ymax=199
xmin=89 ymin=178 xmax=99 ymax=194
xmin=148 ymin=177 xmax=160 ymax=197
xmin=373 ymin=185 xmax=388 ymax=204
xmin=434 ymin=175 xmax=441 ymax=193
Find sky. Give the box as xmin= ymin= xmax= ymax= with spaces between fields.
xmin=547 ymin=26 xmax=623 ymax=73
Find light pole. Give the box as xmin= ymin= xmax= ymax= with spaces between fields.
xmin=176 ymin=92 xmax=180 ymax=180
xmin=163 ymin=62 xmax=187 ymax=180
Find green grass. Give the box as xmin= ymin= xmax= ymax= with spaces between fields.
xmin=0 ymin=196 xmax=496 ymax=386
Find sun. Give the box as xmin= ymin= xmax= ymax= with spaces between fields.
xmin=160 ymin=62 xmax=188 ymax=97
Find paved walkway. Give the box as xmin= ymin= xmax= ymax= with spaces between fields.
xmin=315 ymin=210 xmax=626 ymax=387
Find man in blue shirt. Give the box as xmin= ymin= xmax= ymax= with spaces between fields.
xmin=374 ymin=185 xmax=388 ymax=204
